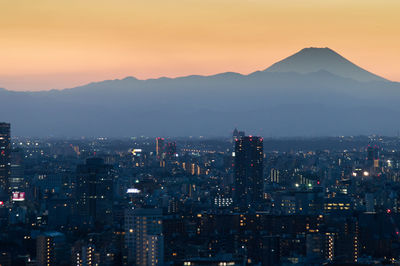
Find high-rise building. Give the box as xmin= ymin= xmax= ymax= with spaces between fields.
xmin=125 ymin=208 xmax=164 ymax=266
xmin=76 ymin=158 xmax=114 ymax=227
xmin=366 ymin=145 xmax=379 ymax=168
xmin=71 ymin=239 xmax=98 ymax=266
xmin=232 ymin=128 xmax=245 ymax=142
xmin=155 ymin=138 xmax=165 ymax=159
xmin=10 ymin=148 xmax=24 ymax=191
xmin=36 ymin=232 xmax=66 ymax=266
xmin=165 ymin=141 xmax=177 ymax=160
xmin=234 ymin=136 xmax=264 ymax=212
xmin=0 ymin=123 xmax=11 ymax=194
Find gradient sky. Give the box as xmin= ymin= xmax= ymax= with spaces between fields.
xmin=1 ymin=0 xmax=399 ymax=91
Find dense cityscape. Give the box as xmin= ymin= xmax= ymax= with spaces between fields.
xmin=2 ymin=122 xmax=400 ymax=265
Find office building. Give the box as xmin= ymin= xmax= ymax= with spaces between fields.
xmin=36 ymin=232 xmax=66 ymax=266
xmin=125 ymin=208 xmax=164 ymax=265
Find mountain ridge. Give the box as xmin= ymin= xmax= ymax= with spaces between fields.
xmin=1 ymin=47 xmax=391 ymax=93
xmin=0 ymin=47 xmax=399 ymax=137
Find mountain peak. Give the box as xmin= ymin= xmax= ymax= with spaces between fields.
xmin=265 ymin=47 xmax=387 ymax=82
xmin=300 ymin=47 xmax=334 ymax=52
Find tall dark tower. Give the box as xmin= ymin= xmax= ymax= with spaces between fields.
xmin=0 ymin=123 xmax=11 ymax=194
xmin=76 ymin=158 xmax=114 ymax=227
xmin=234 ymin=136 xmax=264 ymax=212
xmin=366 ymin=145 xmax=379 ymax=168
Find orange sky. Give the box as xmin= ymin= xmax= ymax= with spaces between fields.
xmin=0 ymin=0 xmax=399 ymax=91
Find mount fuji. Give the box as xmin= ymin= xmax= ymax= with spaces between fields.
xmin=0 ymin=47 xmax=399 ymax=137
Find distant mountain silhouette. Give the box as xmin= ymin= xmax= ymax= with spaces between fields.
xmin=265 ymin=47 xmax=387 ymax=82
xmin=0 ymin=47 xmax=399 ymax=137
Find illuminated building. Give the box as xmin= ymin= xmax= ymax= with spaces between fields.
xmin=306 ymin=232 xmax=336 ymax=262
xmin=10 ymin=148 xmax=24 ymax=191
xmin=71 ymin=237 xmax=100 ymax=266
xmin=214 ymin=195 xmax=233 ymax=208
xmin=0 ymin=123 xmax=11 ymax=194
xmin=147 ymin=234 xmax=164 ymax=266
xmin=324 ymin=217 xmax=359 ymax=263
xmin=125 ymin=208 xmax=164 ymax=265
xmin=279 ymin=195 xmax=297 ymax=215
xmin=325 ymin=233 xmax=335 ymax=261
xmin=270 ymin=168 xmax=280 ymax=183
xmin=232 ymin=128 xmax=245 ymax=142
xmin=36 ymin=232 xmax=66 ymax=266
xmin=323 ymin=197 xmax=352 ymax=214
xmin=234 ymin=136 xmax=264 ymax=211
xmin=156 ymin=138 xmax=165 ymax=159
xmin=166 ymin=141 xmax=177 ymax=160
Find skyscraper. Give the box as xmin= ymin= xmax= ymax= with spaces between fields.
xmin=165 ymin=141 xmax=177 ymax=160
xmin=125 ymin=208 xmax=164 ymax=265
xmin=366 ymin=145 xmax=379 ymax=169
xmin=76 ymin=158 xmax=114 ymax=227
xmin=155 ymin=138 xmax=165 ymax=159
xmin=234 ymin=136 xmax=264 ymax=212
xmin=0 ymin=123 xmax=11 ymax=194
xmin=36 ymin=232 xmax=66 ymax=266
xmin=232 ymin=128 xmax=245 ymax=150
xmin=10 ymin=148 xmax=24 ymax=191
xmin=232 ymin=128 xmax=245 ymax=142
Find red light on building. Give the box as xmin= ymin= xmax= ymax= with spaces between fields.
xmin=0 ymin=201 xmax=3 ymax=205
xmin=12 ymin=192 xmax=25 ymax=202
xmin=387 ymin=209 xmax=392 ymax=214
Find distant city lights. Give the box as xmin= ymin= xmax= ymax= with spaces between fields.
xmin=127 ymin=188 xmax=141 ymax=194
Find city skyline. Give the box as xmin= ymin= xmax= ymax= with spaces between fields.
xmin=2 ymin=1 xmax=400 ymax=265
xmin=1 ymin=0 xmax=400 ymax=91
xmin=2 ymin=127 xmax=400 ymax=264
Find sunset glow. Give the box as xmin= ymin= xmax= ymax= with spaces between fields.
xmin=1 ymin=0 xmax=399 ymax=91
